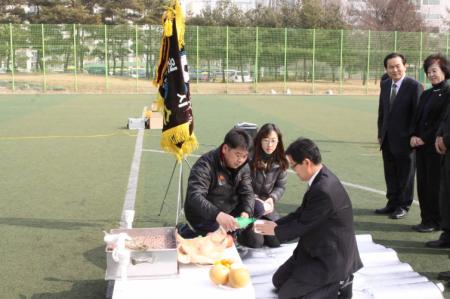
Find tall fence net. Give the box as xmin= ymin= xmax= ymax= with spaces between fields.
xmin=0 ymin=24 xmax=448 ymax=95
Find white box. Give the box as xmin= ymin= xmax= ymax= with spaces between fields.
xmin=127 ymin=118 xmax=146 ymax=130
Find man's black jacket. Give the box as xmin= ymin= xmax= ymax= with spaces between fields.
xmin=184 ymin=147 xmax=255 ymax=227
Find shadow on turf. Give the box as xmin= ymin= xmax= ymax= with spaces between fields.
xmin=354 ymin=220 xmax=416 ymax=232
xmin=374 ymin=238 xmax=450 ymax=255
xmin=23 ymin=279 xmax=106 ymax=299
xmin=353 ymin=208 xmax=380 ymax=216
xmin=0 ymin=217 xmax=100 ymax=230
xmin=83 ymin=245 xmax=106 ymax=270
xmin=315 ymin=139 xmax=378 ymax=147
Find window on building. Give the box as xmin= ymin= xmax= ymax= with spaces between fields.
xmin=425 ymin=13 xmax=441 ymax=19
xmin=423 ymin=0 xmax=440 ymax=5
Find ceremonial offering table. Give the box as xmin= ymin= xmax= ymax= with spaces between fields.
xmin=112 ymin=244 xmax=255 ymax=299
xmin=110 ymin=234 xmax=445 ymax=299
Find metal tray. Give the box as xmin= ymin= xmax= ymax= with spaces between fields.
xmin=105 ymin=227 xmax=178 ymax=280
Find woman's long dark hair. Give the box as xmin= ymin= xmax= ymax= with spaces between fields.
xmin=251 ymin=123 xmax=288 ymax=172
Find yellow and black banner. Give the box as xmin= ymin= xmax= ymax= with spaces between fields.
xmin=154 ymin=0 xmax=198 ymax=161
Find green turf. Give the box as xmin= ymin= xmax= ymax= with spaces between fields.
xmin=1 ymin=94 xmax=449 ymax=298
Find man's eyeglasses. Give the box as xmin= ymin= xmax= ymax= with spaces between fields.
xmin=290 ymin=162 xmax=299 ymax=170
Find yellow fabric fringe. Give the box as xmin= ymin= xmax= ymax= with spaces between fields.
xmin=160 ymin=123 xmax=198 ymax=161
xmin=161 ymin=0 xmax=185 ymax=49
xmin=155 ymin=93 xmax=164 ymax=112
xmin=152 ymin=0 xmax=185 ymax=86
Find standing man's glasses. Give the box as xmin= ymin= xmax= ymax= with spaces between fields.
xmin=290 ymin=162 xmax=298 ymax=170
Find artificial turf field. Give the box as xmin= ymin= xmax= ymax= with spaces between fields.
xmin=1 ymin=94 xmax=450 ymax=298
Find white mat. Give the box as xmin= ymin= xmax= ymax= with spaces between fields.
xmin=239 ymin=234 xmax=445 ymax=299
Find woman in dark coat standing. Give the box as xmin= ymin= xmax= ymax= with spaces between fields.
xmin=410 ymin=53 xmax=450 ymax=233
xmin=238 ymin=123 xmax=288 ymax=248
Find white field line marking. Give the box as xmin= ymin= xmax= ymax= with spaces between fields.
xmin=143 ymin=148 xmax=419 ymax=206
xmin=120 ymin=112 xmax=146 ymax=227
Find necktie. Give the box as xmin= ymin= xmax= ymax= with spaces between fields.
xmin=389 ymin=83 xmax=397 ymax=110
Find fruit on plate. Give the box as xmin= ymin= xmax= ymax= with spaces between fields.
xmin=228 ymin=266 xmax=251 ymax=288
xmin=214 ymin=258 xmax=234 ymax=268
xmin=209 ymin=263 xmax=230 ymax=285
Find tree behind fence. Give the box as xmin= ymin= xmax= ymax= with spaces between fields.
xmin=0 ymin=24 xmax=448 ymax=95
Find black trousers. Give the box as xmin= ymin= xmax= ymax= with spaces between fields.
xmin=273 ymin=256 xmax=351 ymax=299
xmin=416 ymin=147 xmax=441 ymax=226
xmin=382 ymin=139 xmax=415 ymax=210
xmin=237 ymin=224 xmax=280 ymax=248
xmin=237 ymin=200 xmax=280 ymax=248
xmin=440 ymin=156 xmax=450 ymax=232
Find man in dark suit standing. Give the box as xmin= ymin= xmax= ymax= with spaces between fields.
xmin=376 ymin=52 xmax=423 ymax=219
xmin=254 ymin=138 xmax=362 ymax=299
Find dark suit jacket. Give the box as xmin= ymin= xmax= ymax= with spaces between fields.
xmin=378 ymin=76 xmax=423 ymax=154
xmin=274 ymin=166 xmax=362 ymax=287
xmin=413 ymin=81 xmax=450 ymax=153
xmin=437 ymin=84 xmax=450 ymax=164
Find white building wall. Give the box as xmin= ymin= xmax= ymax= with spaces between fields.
xmin=340 ymin=0 xmax=450 ymax=31
xmin=417 ymin=0 xmax=450 ymax=31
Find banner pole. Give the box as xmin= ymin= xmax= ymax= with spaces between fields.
xmin=175 ymin=161 xmax=183 ymax=225
xmin=158 ymin=160 xmax=179 ymax=216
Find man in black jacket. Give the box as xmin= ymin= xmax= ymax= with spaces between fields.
xmin=184 ymin=128 xmax=255 ymax=236
xmin=376 ymin=52 xmax=423 ymax=219
xmin=255 ymin=138 xmax=362 ymax=299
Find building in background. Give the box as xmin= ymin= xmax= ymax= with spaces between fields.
xmin=418 ymin=0 xmax=450 ymax=31
xmin=341 ymin=0 xmax=450 ymax=32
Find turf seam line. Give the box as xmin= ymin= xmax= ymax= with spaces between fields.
xmin=143 ymin=148 xmax=201 ymax=158
xmin=0 ymin=132 xmax=137 ymax=140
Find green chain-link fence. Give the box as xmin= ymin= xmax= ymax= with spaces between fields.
xmin=0 ymin=24 xmax=448 ymax=95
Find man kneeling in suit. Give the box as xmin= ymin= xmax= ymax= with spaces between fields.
xmin=255 ymin=138 xmax=362 ymax=299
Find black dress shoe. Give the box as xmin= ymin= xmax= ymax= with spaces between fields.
xmin=426 ymin=239 xmax=450 ymax=248
xmin=438 ymin=271 xmax=450 ymax=280
xmin=374 ymin=206 xmax=395 ymax=215
xmin=411 ymin=223 xmax=439 ymax=233
xmin=390 ymin=207 xmax=407 ymax=219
